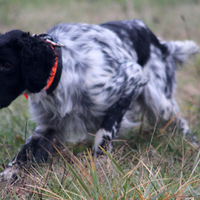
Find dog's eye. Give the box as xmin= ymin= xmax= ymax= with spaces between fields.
xmin=3 ymin=63 xmax=11 ymax=70
xmin=0 ymin=63 xmax=12 ymax=71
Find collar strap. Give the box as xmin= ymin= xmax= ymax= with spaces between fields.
xmin=23 ymin=34 xmax=63 ymax=99
xmin=46 ymin=44 xmax=62 ymax=94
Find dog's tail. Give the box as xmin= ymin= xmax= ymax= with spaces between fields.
xmin=166 ymin=40 xmax=199 ymax=64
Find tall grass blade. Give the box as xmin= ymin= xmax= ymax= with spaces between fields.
xmin=53 ymin=145 xmax=91 ymax=198
xmin=99 ymin=146 xmax=144 ymax=199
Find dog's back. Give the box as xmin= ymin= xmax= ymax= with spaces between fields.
xmin=101 ymin=19 xmax=199 ymax=67
xmin=101 ymin=19 xmax=168 ymax=67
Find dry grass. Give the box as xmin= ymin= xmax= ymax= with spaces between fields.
xmin=1 ymin=142 xmax=200 ymax=199
xmin=0 ymin=0 xmax=200 ymax=199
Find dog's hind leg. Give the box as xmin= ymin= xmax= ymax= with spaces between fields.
xmin=171 ymin=99 xmax=199 ymax=147
xmin=156 ymin=96 xmax=199 ymax=147
xmin=145 ymin=87 xmax=199 ymax=147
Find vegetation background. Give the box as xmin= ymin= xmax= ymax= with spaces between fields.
xmin=0 ymin=0 xmax=200 ymax=199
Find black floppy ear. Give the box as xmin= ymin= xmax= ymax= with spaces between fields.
xmin=20 ymin=33 xmax=56 ymax=93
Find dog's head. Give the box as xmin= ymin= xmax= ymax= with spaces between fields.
xmin=0 ymin=30 xmax=56 ymax=108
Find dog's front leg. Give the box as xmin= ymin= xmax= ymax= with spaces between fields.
xmin=94 ymin=96 xmax=131 ymax=156
xmin=0 ymin=128 xmax=58 ymax=182
xmin=94 ymin=93 xmax=137 ymax=157
xmin=94 ymin=62 xmax=144 ymax=156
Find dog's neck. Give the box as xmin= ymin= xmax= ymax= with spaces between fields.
xmin=23 ymin=34 xmax=63 ymax=99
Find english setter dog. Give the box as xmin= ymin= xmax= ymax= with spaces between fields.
xmin=0 ymin=19 xmax=199 ymax=181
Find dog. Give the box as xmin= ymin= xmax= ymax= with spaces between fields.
xmin=0 ymin=19 xmax=199 ymax=181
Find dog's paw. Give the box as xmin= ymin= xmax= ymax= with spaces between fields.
xmin=188 ymin=134 xmax=199 ymax=149
xmin=0 ymin=164 xmax=19 ymax=183
xmin=183 ymin=129 xmax=199 ymax=149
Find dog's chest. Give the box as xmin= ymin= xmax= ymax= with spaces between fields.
xmin=29 ymin=90 xmax=106 ymax=134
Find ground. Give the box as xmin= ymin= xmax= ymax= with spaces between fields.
xmin=0 ymin=0 xmax=200 ymax=199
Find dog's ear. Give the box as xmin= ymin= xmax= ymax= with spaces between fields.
xmin=19 ymin=33 xmax=56 ymax=93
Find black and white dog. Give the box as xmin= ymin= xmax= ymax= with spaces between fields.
xmin=0 ymin=19 xmax=199 ymax=181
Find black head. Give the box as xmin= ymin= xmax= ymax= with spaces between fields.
xmin=0 ymin=30 xmax=56 ymax=108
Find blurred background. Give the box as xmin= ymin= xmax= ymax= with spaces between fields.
xmin=0 ymin=0 xmax=200 ymax=161
xmin=0 ymin=0 xmax=200 ymax=40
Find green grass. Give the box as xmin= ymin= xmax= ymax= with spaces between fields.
xmin=0 ymin=0 xmax=200 ymax=199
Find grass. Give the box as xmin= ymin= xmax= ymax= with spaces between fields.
xmin=0 ymin=0 xmax=200 ymax=199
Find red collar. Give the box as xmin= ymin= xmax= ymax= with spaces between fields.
xmin=23 ymin=36 xmax=62 ymax=99
xmin=45 ymin=46 xmax=58 ymax=91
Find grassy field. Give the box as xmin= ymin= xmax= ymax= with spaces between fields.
xmin=0 ymin=0 xmax=200 ymax=199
